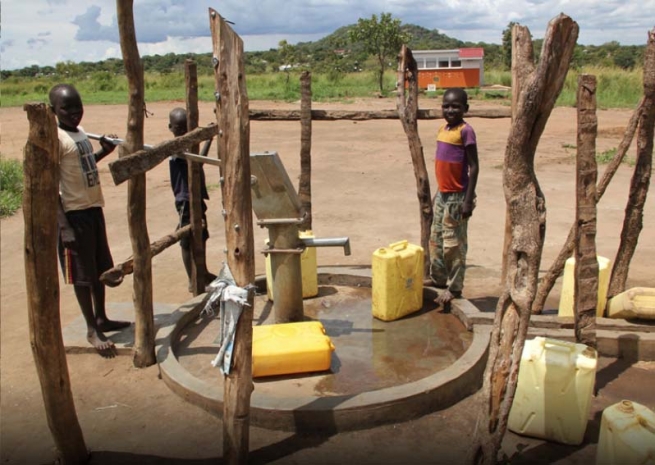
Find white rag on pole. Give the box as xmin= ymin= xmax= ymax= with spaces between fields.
xmin=201 ymin=263 xmax=250 ymax=375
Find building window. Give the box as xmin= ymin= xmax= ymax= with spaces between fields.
xmin=425 ymin=58 xmax=437 ymax=68
xmin=451 ymin=60 xmax=461 ymax=68
xmin=438 ymin=59 xmax=449 ymax=68
xmin=417 ymin=58 xmax=425 ymax=69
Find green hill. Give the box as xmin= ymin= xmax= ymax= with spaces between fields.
xmin=0 ymin=22 xmax=644 ymax=80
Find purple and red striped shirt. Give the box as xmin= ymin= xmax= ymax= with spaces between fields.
xmin=435 ymin=121 xmax=477 ymax=193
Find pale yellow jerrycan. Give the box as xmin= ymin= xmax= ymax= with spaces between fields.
xmin=371 ymin=240 xmax=424 ymax=322
xmin=508 ymin=337 xmax=598 ymax=445
xmin=596 ymin=400 xmax=655 ymax=465
xmin=607 ymin=288 xmax=655 ymax=320
xmin=559 ymin=255 xmax=611 ymax=317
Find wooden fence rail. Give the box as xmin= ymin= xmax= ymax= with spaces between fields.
xmin=249 ymin=107 xmax=511 ymax=121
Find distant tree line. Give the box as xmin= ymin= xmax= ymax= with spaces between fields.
xmin=2 ymin=20 xmax=646 ymax=82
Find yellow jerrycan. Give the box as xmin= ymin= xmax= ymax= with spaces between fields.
xmin=607 ymin=288 xmax=655 ymax=320
xmin=372 ymin=240 xmax=424 ymax=322
xmin=251 ymin=321 xmax=334 ymax=378
xmin=558 ymin=255 xmax=611 ymax=317
xmin=596 ymin=400 xmax=655 ymax=465
xmin=265 ymin=230 xmax=319 ymax=301
xmin=508 ymin=337 xmax=598 ymax=445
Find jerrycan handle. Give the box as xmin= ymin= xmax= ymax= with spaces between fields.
xmin=389 ymin=240 xmax=409 ymax=251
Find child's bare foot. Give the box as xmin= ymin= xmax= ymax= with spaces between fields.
xmin=97 ymin=319 xmax=131 ymax=332
xmin=87 ymin=329 xmax=117 ymax=358
xmin=435 ymin=289 xmax=459 ymax=306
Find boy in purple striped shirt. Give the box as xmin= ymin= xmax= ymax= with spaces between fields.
xmin=428 ymin=88 xmax=480 ymax=306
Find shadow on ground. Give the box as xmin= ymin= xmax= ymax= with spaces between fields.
xmin=88 ymin=452 xmax=219 ymax=464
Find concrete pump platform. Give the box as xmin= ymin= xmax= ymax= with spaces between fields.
xmin=156 ymin=266 xmax=491 ymax=432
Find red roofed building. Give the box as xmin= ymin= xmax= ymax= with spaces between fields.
xmin=413 ymin=48 xmax=484 ymax=90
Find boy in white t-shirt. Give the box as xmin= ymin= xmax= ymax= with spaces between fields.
xmin=49 ymin=83 xmax=130 ymax=357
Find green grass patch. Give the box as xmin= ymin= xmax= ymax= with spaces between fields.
xmin=595 ymin=147 xmax=634 ymax=165
xmin=1 ymin=65 xmax=643 ymax=108
xmin=596 ymin=147 xmax=618 ymax=164
xmin=0 ymin=158 xmax=23 ymax=218
xmin=558 ymin=66 xmax=642 ymax=108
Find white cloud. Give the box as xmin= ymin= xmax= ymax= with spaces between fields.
xmin=2 ymin=0 xmax=654 ymax=70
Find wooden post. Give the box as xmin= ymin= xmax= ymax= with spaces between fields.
xmin=100 ymin=225 xmax=191 ymax=285
xmin=396 ymin=45 xmax=433 ymax=277
xmin=186 ymin=59 xmax=207 ymax=296
xmin=608 ymin=29 xmax=655 ymax=298
xmin=469 ymin=15 xmax=578 ymax=465
xmin=209 ymin=8 xmax=255 ymax=465
xmin=23 ymin=103 xmax=88 ymax=464
xmin=574 ymin=74 xmax=599 ymax=348
xmin=108 ymin=125 xmax=218 ymax=185
xmin=298 ymin=71 xmax=312 ymax=231
xmin=501 ymin=24 xmax=534 ymax=285
xmin=532 ymin=29 xmax=655 ymax=314
xmin=531 ymin=98 xmax=643 ymax=314
xmin=117 ymin=0 xmax=155 ymax=368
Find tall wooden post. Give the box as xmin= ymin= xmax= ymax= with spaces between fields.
xmin=117 ymin=0 xmax=155 ymax=368
xmin=470 ymin=15 xmax=578 ymax=465
xmin=185 ymin=59 xmax=208 ymax=296
xmin=532 ymin=29 xmax=655 ymax=315
xmin=501 ymin=24 xmax=534 ymax=285
xmin=298 ymin=71 xmax=313 ymax=232
xmin=23 ymin=103 xmax=88 ymax=464
xmin=396 ymin=45 xmax=432 ymax=276
xmin=574 ymin=74 xmax=599 ymax=348
xmin=209 ymin=8 xmax=255 ymax=465
xmin=531 ymin=98 xmax=643 ymax=314
xmin=608 ymin=29 xmax=655 ymax=298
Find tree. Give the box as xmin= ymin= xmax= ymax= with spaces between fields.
xmin=614 ymin=47 xmax=636 ymax=69
xmin=501 ymin=22 xmax=517 ymax=70
xmin=278 ymin=40 xmax=299 ymax=69
xmin=349 ymin=13 xmax=409 ymax=94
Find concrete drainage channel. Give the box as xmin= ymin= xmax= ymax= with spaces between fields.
xmin=156 ymin=265 xmax=654 ymax=432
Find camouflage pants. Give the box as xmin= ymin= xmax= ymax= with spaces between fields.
xmin=429 ymin=191 xmax=468 ymax=295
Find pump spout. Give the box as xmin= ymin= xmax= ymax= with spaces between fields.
xmin=300 ymin=237 xmax=351 ymax=256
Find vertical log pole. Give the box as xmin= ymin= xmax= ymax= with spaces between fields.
xmin=117 ymin=0 xmax=155 ymax=367
xmin=23 ymin=103 xmax=88 ymax=464
xmin=470 ymin=15 xmax=578 ymax=465
xmin=396 ymin=45 xmax=433 ymax=276
xmin=608 ymin=29 xmax=655 ymax=298
xmin=531 ymin=98 xmax=643 ymax=314
xmin=501 ymin=25 xmax=535 ymax=284
xmin=298 ymin=71 xmax=313 ymax=232
xmin=209 ymin=9 xmax=255 ymax=465
xmin=185 ymin=59 xmax=207 ymax=296
xmin=533 ymin=29 xmax=654 ymax=314
xmin=574 ymin=74 xmax=599 ymax=347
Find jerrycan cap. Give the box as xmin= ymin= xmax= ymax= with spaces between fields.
xmin=618 ymin=400 xmax=635 ymax=414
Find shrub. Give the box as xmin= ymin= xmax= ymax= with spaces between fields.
xmin=0 ymin=158 xmax=23 ymax=218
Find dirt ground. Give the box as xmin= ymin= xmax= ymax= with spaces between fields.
xmin=1 ymin=97 xmax=654 ymax=465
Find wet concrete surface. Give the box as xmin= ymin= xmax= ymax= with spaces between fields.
xmin=175 ymin=284 xmax=472 ymax=398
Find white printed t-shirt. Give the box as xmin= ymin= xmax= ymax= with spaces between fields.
xmin=58 ymin=126 xmax=104 ymax=212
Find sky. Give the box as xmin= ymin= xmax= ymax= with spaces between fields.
xmin=2 ymin=0 xmax=654 ymax=71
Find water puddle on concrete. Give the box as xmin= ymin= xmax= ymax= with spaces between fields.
xmin=175 ymin=284 xmax=472 ymax=398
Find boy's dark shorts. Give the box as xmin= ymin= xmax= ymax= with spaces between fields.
xmin=58 ymin=207 xmax=114 ymax=286
xmin=175 ymin=200 xmax=209 ymax=249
